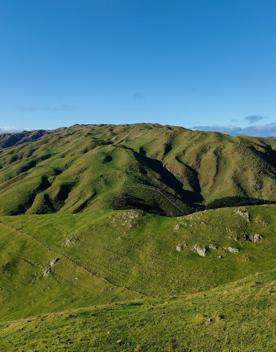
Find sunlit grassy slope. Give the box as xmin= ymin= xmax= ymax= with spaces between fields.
xmin=0 ymin=266 xmax=275 ymax=351
xmin=0 ymin=204 xmax=275 ymax=321
xmin=0 ymin=124 xmax=275 ymax=216
xmin=0 ymin=125 xmax=275 ymax=351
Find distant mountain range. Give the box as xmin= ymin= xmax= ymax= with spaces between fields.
xmin=193 ymin=122 xmax=276 ymax=137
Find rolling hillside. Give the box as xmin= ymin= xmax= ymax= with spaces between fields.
xmin=0 ymin=204 xmax=275 ymax=318
xmin=0 ymin=204 xmax=275 ymax=351
xmin=0 ymin=124 xmax=275 ymax=351
xmin=0 ymin=124 xmax=275 ymax=216
xmin=1 ymin=269 xmax=275 ymax=351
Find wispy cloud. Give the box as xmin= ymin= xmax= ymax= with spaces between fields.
xmin=132 ymin=92 xmax=145 ymax=100
xmin=193 ymin=123 xmax=276 ymax=137
xmin=16 ymin=104 xmax=74 ymax=113
xmin=44 ymin=104 xmax=74 ymax=112
xmin=0 ymin=127 xmax=24 ymax=134
xmin=16 ymin=105 xmax=37 ymax=113
xmin=244 ymin=115 xmax=266 ymax=124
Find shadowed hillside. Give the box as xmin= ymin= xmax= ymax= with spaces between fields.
xmin=0 ymin=124 xmax=275 ymax=216
xmin=0 ymin=130 xmax=46 ymax=148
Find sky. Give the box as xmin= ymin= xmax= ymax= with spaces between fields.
xmin=0 ymin=0 xmax=276 ymax=136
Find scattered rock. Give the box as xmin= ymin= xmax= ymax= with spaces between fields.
xmin=252 ymin=233 xmax=263 ymax=243
xmin=174 ymin=224 xmax=180 ymax=231
xmin=64 ymin=235 xmax=79 ymax=247
xmin=218 ymin=255 xmax=223 ymax=259
xmin=125 ymin=210 xmax=140 ymax=219
xmin=192 ymin=245 xmax=207 ymax=257
xmin=176 ymin=242 xmax=187 ymax=252
xmin=227 ymin=247 xmax=239 ymax=254
xmin=117 ymin=339 xmax=123 ymax=345
xmin=235 ymin=208 xmax=250 ymax=222
xmin=208 ymin=244 xmax=217 ymax=250
xmin=42 ymin=267 xmax=52 ymax=277
xmin=49 ymin=257 xmax=60 ymax=267
xmin=245 ymin=233 xmax=263 ymax=243
xmin=42 ymin=258 xmax=60 ymax=278
xmin=110 ymin=210 xmax=141 ymax=227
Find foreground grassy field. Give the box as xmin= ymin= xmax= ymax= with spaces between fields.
xmin=0 ymin=204 xmax=275 ymax=350
xmin=0 ymin=269 xmax=275 ymax=351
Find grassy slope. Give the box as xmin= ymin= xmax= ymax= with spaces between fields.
xmin=0 ymin=125 xmax=275 ymax=351
xmin=0 ymin=269 xmax=275 ymax=351
xmin=0 ymin=124 xmax=275 ymax=216
xmin=0 ymin=204 xmax=275 ymax=322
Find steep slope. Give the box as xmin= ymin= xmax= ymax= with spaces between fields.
xmin=0 ymin=124 xmax=275 ymax=216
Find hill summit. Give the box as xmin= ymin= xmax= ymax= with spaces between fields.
xmin=0 ymin=123 xmax=275 ymax=216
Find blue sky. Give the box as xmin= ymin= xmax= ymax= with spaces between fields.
xmin=0 ymin=0 xmax=276 ymax=135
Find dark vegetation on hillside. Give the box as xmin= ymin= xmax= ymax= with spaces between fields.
xmin=0 ymin=123 xmax=275 ymax=216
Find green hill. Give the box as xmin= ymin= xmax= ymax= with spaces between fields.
xmin=0 ymin=204 xmax=275 ymax=351
xmin=0 ymin=124 xmax=275 ymax=351
xmin=0 ymin=124 xmax=275 ymax=216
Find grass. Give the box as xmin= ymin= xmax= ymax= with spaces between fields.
xmin=0 ymin=124 xmax=275 ymax=216
xmin=0 ymin=124 xmax=275 ymax=351
xmin=0 ymin=269 xmax=275 ymax=351
xmin=0 ymin=204 xmax=275 ymax=321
